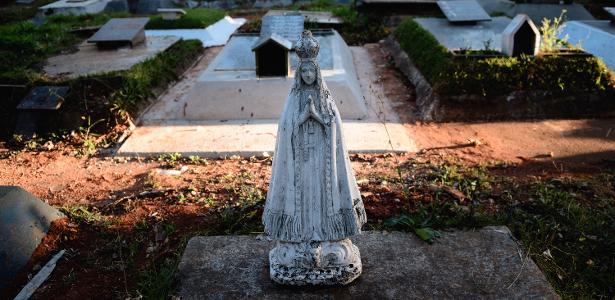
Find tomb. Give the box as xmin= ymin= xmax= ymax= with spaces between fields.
xmin=145 ymin=16 xmax=246 ymax=48
xmin=14 ymin=86 xmax=70 ymax=138
xmin=38 ymin=0 xmax=108 ymax=15
xmin=88 ymin=17 xmax=150 ymax=49
xmin=560 ymin=20 xmax=615 ymax=71
xmin=414 ymin=17 xmax=512 ymax=51
xmin=437 ymin=0 xmax=492 ymax=24
xmin=502 ymin=14 xmax=540 ymax=56
xmin=252 ymin=34 xmax=292 ymax=77
xmin=157 ymin=8 xmax=186 ymax=20
xmin=0 ymin=186 xmax=65 ymax=291
xmin=505 ymin=3 xmax=594 ymax=24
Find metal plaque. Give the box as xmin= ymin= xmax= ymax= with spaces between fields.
xmin=88 ymin=17 xmax=149 ymax=47
xmin=16 ymin=86 xmax=69 ymax=110
xmin=437 ymin=0 xmax=492 ymax=23
xmin=261 ymin=12 xmax=304 ymax=43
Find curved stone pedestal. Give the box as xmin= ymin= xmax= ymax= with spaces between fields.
xmin=269 ymin=238 xmax=362 ymax=285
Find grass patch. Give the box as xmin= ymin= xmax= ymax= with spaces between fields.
xmin=393 ymin=18 xmax=612 ymax=97
xmin=0 ymin=12 xmax=129 ymax=84
xmin=146 ymin=8 xmax=225 ymax=29
xmin=382 ymin=162 xmax=615 ymax=298
xmin=111 ymin=39 xmax=203 ymax=116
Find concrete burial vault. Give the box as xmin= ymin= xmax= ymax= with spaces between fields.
xmin=119 ymin=29 xmax=415 ymax=157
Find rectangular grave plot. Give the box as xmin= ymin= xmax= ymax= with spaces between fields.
xmin=88 ymin=17 xmax=149 ymax=48
xmin=16 ymin=86 xmax=70 ymax=111
xmin=437 ymin=0 xmax=492 ymax=23
xmin=260 ymin=13 xmax=304 ymax=43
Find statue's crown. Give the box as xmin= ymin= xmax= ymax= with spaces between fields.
xmin=295 ymin=30 xmax=319 ymax=60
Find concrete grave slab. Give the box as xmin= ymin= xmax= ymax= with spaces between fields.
xmin=145 ymin=16 xmax=247 ymax=48
xmin=117 ymin=46 xmax=416 ymax=157
xmin=506 ymin=4 xmax=594 ymax=24
xmin=143 ymin=30 xmax=363 ymax=121
xmin=560 ymin=21 xmax=615 ymax=71
xmin=0 ymin=186 xmax=64 ymax=291
xmin=44 ymin=36 xmax=180 ymax=78
xmin=176 ymin=228 xmax=557 ymax=299
xmin=415 ymin=17 xmax=511 ymax=51
xmin=88 ymin=17 xmax=149 ymax=48
xmin=39 ymin=0 xmax=109 ymax=15
xmin=437 ymin=0 xmax=492 ymax=23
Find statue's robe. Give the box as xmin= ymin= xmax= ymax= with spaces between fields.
xmin=263 ymin=83 xmax=367 ymax=242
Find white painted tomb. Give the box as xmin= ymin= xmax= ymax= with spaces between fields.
xmin=143 ymin=30 xmax=368 ymax=121
xmin=39 ymin=0 xmax=109 ymax=15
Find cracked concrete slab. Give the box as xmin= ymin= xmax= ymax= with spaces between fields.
xmin=176 ymin=228 xmax=557 ymax=299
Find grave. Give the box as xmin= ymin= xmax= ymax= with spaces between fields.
xmin=44 ymin=35 xmax=180 ymax=78
xmin=252 ymin=34 xmax=292 ymax=77
xmin=157 ymin=8 xmax=186 ymax=20
xmin=265 ymin=10 xmax=343 ymax=26
xmin=88 ymin=17 xmax=149 ymax=49
xmin=0 ymin=186 xmax=65 ymax=291
xmin=502 ymin=14 xmax=540 ymax=56
xmin=560 ymin=20 xmax=615 ymax=71
xmin=14 ymin=86 xmax=70 ymax=138
xmin=437 ymin=0 xmax=492 ymax=24
xmin=145 ymin=16 xmax=246 ymax=48
xmin=38 ymin=0 xmax=109 ymax=15
xmin=177 ymin=228 xmax=557 ymax=299
xmin=414 ymin=17 xmax=512 ymax=51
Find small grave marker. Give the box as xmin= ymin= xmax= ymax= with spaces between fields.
xmin=260 ymin=11 xmax=304 ymax=43
xmin=14 ymin=86 xmax=70 ymax=138
xmin=502 ymin=14 xmax=540 ymax=56
xmin=88 ymin=17 xmax=149 ymax=49
xmin=437 ymin=0 xmax=492 ymax=24
xmin=252 ymin=33 xmax=292 ymax=77
xmin=157 ymin=8 xmax=186 ymax=20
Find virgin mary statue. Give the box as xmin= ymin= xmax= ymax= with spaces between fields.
xmin=263 ymin=30 xmax=366 ymax=285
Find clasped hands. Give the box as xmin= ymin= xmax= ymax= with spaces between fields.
xmin=297 ymin=95 xmax=327 ymax=128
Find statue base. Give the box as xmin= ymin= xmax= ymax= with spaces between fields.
xmin=269 ymin=238 xmax=362 ymax=285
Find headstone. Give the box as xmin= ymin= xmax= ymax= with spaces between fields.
xmin=88 ymin=17 xmax=150 ymax=49
xmin=437 ymin=0 xmax=492 ymax=24
xmin=252 ymin=33 xmax=292 ymax=77
xmin=262 ymin=31 xmax=367 ymax=285
xmin=502 ymin=14 xmax=541 ymax=56
xmin=38 ymin=0 xmax=109 ymax=16
xmin=157 ymin=8 xmax=186 ymax=20
xmin=14 ymin=86 xmax=70 ymax=138
xmin=0 ymin=186 xmax=65 ymax=291
xmin=260 ymin=11 xmax=304 ymax=44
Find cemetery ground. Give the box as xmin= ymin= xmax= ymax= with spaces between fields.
xmin=0 ymin=3 xmax=614 ymax=300
xmin=0 ymin=44 xmax=614 ymax=298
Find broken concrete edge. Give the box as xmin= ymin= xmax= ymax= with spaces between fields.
xmin=111 ymin=148 xmax=409 ymax=159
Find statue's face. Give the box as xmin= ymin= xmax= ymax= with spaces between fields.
xmin=300 ymin=63 xmax=316 ymax=85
